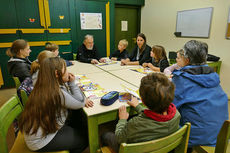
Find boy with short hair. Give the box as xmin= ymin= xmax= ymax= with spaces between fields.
xmin=110 ymin=39 xmax=129 ymax=61
xmin=102 ymin=73 xmax=181 ymax=153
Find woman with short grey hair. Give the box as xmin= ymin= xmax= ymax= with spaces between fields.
xmin=172 ymin=40 xmax=228 ymax=153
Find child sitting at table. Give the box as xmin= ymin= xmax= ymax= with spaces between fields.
xmin=164 ymin=49 xmax=189 ymax=76
xmin=110 ymin=39 xmax=129 ymax=61
xmin=101 ymin=73 xmax=181 ymax=153
xmin=19 ymin=57 xmax=93 ymax=153
xmin=142 ymin=45 xmax=169 ymax=72
xmin=45 ymin=42 xmax=74 ymax=66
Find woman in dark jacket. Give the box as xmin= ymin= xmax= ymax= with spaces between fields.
xmin=121 ymin=33 xmax=151 ymax=66
xmin=6 ymin=39 xmax=32 ymax=82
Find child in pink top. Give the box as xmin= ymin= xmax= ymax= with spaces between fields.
xmin=164 ymin=49 xmax=189 ymax=75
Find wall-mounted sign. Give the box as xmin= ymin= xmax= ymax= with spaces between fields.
xmin=121 ymin=21 xmax=128 ymax=31
xmin=80 ymin=13 xmax=102 ymax=30
xmin=226 ymin=8 xmax=230 ymax=39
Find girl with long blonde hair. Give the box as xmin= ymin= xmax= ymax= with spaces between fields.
xmin=19 ymin=57 xmax=93 ymax=153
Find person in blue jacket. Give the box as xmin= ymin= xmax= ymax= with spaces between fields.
xmin=172 ymin=40 xmax=229 ymax=152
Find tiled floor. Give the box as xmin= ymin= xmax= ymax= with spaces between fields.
xmin=0 ymin=88 xmax=229 ymax=153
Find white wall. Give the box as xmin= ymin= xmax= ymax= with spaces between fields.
xmin=141 ymin=0 xmax=230 ymax=97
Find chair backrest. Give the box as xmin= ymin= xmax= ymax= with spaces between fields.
xmin=207 ymin=61 xmax=222 ymax=75
xmin=0 ymin=95 xmax=23 ymax=153
xmin=119 ymin=122 xmax=191 ymax=153
xmin=13 ymin=77 xmax=20 ymax=90
xmin=215 ymin=120 xmax=230 ymax=153
xmin=20 ymin=89 xmax=29 ymax=106
xmin=168 ymin=51 xmax=177 ymax=64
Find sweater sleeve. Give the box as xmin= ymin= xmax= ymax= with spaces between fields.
xmin=129 ymin=46 xmax=137 ymax=61
xmin=77 ymin=45 xmax=92 ymax=63
xmin=115 ymin=119 xmax=128 ymax=143
xmin=60 ymin=81 xmax=85 ymax=109
xmin=139 ymin=46 xmax=151 ymax=65
xmin=164 ymin=64 xmax=180 ymax=75
xmin=134 ymin=104 xmax=145 ymax=114
xmin=13 ymin=62 xmax=31 ymax=82
xmin=159 ymin=59 xmax=169 ymax=72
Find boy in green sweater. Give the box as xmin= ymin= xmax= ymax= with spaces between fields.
xmin=102 ymin=73 xmax=181 ymax=153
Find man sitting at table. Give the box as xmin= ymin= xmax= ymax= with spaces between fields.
xmin=77 ymin=34 xmax=106 ymax=64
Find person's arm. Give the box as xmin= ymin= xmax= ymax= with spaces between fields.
xmin=65 ymin=60 xmax=73 ymax=67
xmin=61 ymin=81 xmax=85 ymax=109
xmin=159 ymin=59 xmax=170 ymax=72
xmin=109 ymin=50 xmax=117 ymax=59
xmin=94 ymin=45 xmax=100 ymax=61
xmin=128 ymin=46 xmax=137 ymax=61
xmin=125 ymin=61 xmax=139 ymax=65
xmin=127 ymin=96 xmax=145 ymax=114
xmin=115 ymin=106 xmax=129 ymax=143
xmin=13 ymin=62 xmax=31 ymax=82
xmin=77 ymin=45 xmax=92 ymax=63
xmin=138 ymin=46 xmax=151 ymax=65
xmin=148 ymin=63 xmax=160 ymax=72
xmin=164 ymin=64 xmax=179 ymax=75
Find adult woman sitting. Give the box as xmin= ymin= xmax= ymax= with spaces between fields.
xmin=172 ymin=40 xmax=228 ymax=152
xmin=121 ymin=33 xmax=151 ymax=65
xmin=6 ymin=39 xmax=32 ymax=82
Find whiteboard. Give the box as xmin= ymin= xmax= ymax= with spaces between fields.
xmin=176 ymin=7 xmax=213 ymax=38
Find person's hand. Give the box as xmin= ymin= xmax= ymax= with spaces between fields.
xmin=68 ymin=73 xmax=75 ymax=82
xmin=142 ymin=63 xmax=148 ymax=68
xmin=119 ymin=105 xmax=129 ymax=120
xmin=127 ymin=96 xmax=139 ymax=108
xmin=85 ymin=98 xmax=94 ymax=107
xmin=121 ymin=59 xmax=126 ymax=66
xmin=147 ymin=63 xmax=153 ymax=67
xmin=99 ymin=58 xmax=106 ymax=63
xmin=121 ymin=59 xmax=128 ymax=65
xmin=91 ymin=59 xmax=99 ymax=64
xmin=111 ymin=57 xmax=117 ymax=61
xmin=70 ymin=61 xmax=75 ymax=65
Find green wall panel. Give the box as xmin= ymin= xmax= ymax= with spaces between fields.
xmin=0 ymin=48 xmax=15 ymax=88
xmin=29 ymin=46 xmax=46 ymax=61
xmin=20 ymin=33 xmax=47 ymax=42
xmin=59 ymin=45 xmax=73 ymax=60
xmin=75 ymin=0 xmax=107 ymax=57
xmin=47 ymin=33 xmax=71 ymax=41
xmin=115 ymin=0 xmax=145 ymax=6
xmin=14 ymin=0 xmax=42 ymax=28
xmin=0 ymin=0 xmax=18 ymax=28
xmin=0 ymin=33 xmax=20 ymax=42
xmin=48 ymin=0 xmax=71 ymax=28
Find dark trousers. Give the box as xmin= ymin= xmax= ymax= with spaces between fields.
xmin=38 ymin=109 xmax=88 ymax=153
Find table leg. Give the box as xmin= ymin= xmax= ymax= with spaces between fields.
xmin=87 ymin=116 xmax=99 ymax=153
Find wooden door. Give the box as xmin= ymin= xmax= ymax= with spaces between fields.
xmin=114 ymin=6 xmax=139 ymax=54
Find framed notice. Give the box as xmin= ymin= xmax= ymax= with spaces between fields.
xmin=226 ymin=8 xmax=230 ymax=39
xmin=80 ymin=13 xmax=102 ymax=30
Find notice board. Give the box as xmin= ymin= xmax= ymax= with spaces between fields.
xmin=176 ymin=7 xmax=213 ymax=38
xmin=226 ymin=8 xmax=230 ymax=39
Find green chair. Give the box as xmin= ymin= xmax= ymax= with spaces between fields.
xmin=12 ymin=77 xmax=20 ymax=90
xmin=194 ymin=120 xmax=230 ymax=153
xmin=20 ymin=89 xmax=28 ymax=106
xmin=207 ymin=61 xmax=222 ymax=75
xmin=168 ymin=51 xmax=177 ymax=65
xmin=73 ymin=53 xmax=77 ymax=60
xmin=99 ymin=122 xmax=191 ymax=153
xmin=0 ymin=95 xmax=69 ymax=153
